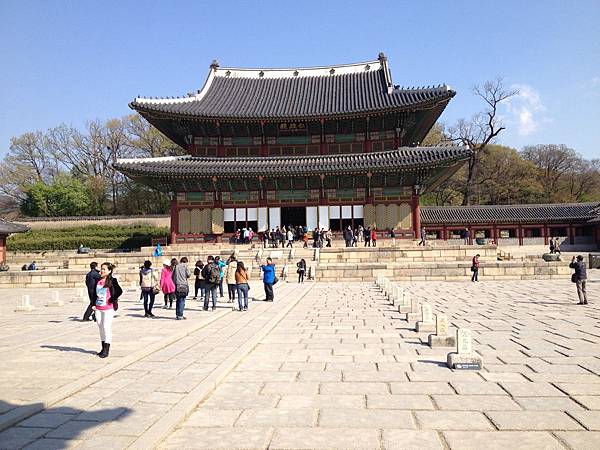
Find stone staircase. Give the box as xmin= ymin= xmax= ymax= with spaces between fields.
xmin=1 ymin=243 xmax=572 ymax=288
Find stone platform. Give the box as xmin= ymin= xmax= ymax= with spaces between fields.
xmin=0 ymin=273 xmax=599 ymax=449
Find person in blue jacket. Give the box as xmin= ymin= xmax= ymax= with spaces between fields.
xmin=260 ymin=257 xmax=276 ymax=302
xmin=215 ymin=255 xmax=227 ymax=297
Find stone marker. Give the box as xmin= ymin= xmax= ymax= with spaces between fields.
xmin=428 ymin=314 xmax=457 ymax=347
xmin=398 ymin=290 xmax=411 ymax=314
xmin=446 ymin=328 xmax=483 ymax=370
xmin=15 ymin=294 xmax=35 ymax=312
xmin=416 ymin=303 xmax=435 ymax=332
xmin=404 ymin=296 xmax=420 ymax=322
xmin=47 ymin=290 xmax=64 ymax=307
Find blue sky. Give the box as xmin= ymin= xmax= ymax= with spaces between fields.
xmin=1 ymin=0 xmax=599 ymax=159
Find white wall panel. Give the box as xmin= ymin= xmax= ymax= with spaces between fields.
xmin=235 ymin=208 xmax=246 ymax=221
xmin=247 ymin=208 xmax=257 ymax=221
xmin=318 ymin=206 xmax=329 ymax=229
xmin=329 ymin=205 xmax=340 ymax=219
xmin=353 ymin=205 xmax=364 ymax=218
xmin=306 ymin=206 xmax=318 ymax=230
xmin=342 ymin=205 xmax=352 ymax=219
xmin=224 ymin=208 xmax=234 ymax=222
xmin=258 ymin=207 xmax=268 ymax=232
xmin=268 ymin=207 xmax=281 ymax=229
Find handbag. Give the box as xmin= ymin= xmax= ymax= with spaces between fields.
xmin=273 ymin=276 xmax=279 ymax=285
xmin=571 ymin=273 xmax=578 ymax=283
xmin=176 ymin=284 xmax=189 ymax=296
xmin=152 ymin=285 xmax=160 ymax=295
xmin=470 ymin=266 xmax=476 ymax=272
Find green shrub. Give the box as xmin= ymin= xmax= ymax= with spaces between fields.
xmin=7 ymin=225 xmax=170 ymax=251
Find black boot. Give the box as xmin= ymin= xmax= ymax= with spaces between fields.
xmin=97 ymin=341 xmax=105 ymax=356
xmin=99 ymin=343 xmax=110 ymax=358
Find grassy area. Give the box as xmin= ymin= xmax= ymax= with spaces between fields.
xmin=7 ymin=224 xmax=170 ymax=251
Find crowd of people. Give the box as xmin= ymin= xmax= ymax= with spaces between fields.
xmin=83 ymin=253 xmax=282 ymax=358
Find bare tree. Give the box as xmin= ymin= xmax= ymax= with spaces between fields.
xmin=449 ymin=78 xmax=518 ymax=205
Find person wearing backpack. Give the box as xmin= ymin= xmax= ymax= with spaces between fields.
xmin=139 ymin=260 xmax=159 ymax=318
xmin=193 ymin=260 xmax=205 ymax=300
xmin=172 ymin=257 xmax=190 ymax=320
xmin=202 ymin=255 xmax=220 ymax=311
xmin=225 ymin=255 xmax=238 ymax=303
xmin=297 ymin=258 xmax=306 ymax=283
xmin=260 ymin=257 xmax=276 ymax=302
xmin=215 ymin=255 xmax=226 ymax=298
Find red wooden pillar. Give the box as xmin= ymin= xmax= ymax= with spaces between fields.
xmin=0 ymin=235 xmax=6 ymax=264
xmin=170 ymin=198 xmax=179 ymax=245
xmin=569 ymin=225 xmax=575 ymax=245
xmin=518 ymin=224 xmax=524 ymax=246
xmin=442 ymin=225 xmax=448 ymax=241
xmin=543 ymin=225 xmax=549 ymax=246
xmin=412 ymin=190 xmax=421 ymax=239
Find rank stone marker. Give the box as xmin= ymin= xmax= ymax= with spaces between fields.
xmin=416 ymin=303 xmax=436 ymax=332
xmin=47 ymin=290 xmax=64 ymax=307
xmin=446 ymin=328 xmax=483 ymax=370
xmin=398 ymin=290 xmax=411 ymax=314
xmin=15 ymin=294 xmax=35 ymax=312
xmin=405 ymin=296 xmax=420 ymax=323
xmin=428 ymin=314 xmax=457 ymax=347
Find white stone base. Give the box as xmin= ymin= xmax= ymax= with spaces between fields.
xmin=47 ymin=300 xmax=64 ymax=307
xmin=428 ymin=335 xmax=457 ymax=348
xmin=446 ymin=352 xmax=483 ymax=370
xmin=416 ymin=321 xmax=435 ymax=333
xmin=15 ymin=305 xmax=35 ymax=312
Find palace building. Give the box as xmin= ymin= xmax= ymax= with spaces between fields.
xmin=116 ymin=53 xmax=471 ymax=243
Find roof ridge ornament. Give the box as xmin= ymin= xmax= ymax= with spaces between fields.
xmin=210 ymin=59 xmax=220 ymax=71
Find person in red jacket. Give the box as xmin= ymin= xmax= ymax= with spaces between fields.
xmin=471 ymin=254 xmax=480 ymax=282
xmin=371 ymin=229 xmax=377 ymax=247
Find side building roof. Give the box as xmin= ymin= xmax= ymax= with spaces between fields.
xmin=130 ymin=53 xmax=455 ymax=121
xmin=0 ymin=219 xmax=29 ymax=235
xmin=421 ymin=203 xmax=600 ymax=225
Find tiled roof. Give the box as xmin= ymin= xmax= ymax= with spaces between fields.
xmin=0 ymin=219 xmax=29 ymax=235
xmin=130 ymin=54 xmax=455 ymax=120
xmin=421 ymin=203 xmax=600 ymax=225
xmin=115 ymin=146 xmax=471 ymax=179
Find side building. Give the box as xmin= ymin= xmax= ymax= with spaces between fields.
xmin=116 ymin=53 xmax=470 ymax=243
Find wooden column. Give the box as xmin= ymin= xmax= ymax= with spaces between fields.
xmin=170 ymin=198 xmax=179 ymax=245
xmin=0 ymin=235 xmax=6 ymax=264
xmin=442 ymin=225 xmax=448 ymax=241
xmin=518 ymin=224 xmax=524 ymax=246
xmin=412 ymin=189 xmax=421 ymax=239
xmin=543 ymin=225 xmax=549 ymax=246
xmin=569 ymin=224 xmax=575 ymax=245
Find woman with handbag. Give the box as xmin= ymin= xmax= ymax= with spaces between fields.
xmin=235 ymin=261 xmax=250 ymax=311
xmin=296 ymin=258 xmax=306 ymax=283
xmin=160 ymin=259 xmax=176 ymax=309
xmin=92 ymin=262 xmax=122 ymax=358
xmin=172 ymin=257 xmax=191 ymax=320
xmin=471 ymin=254 xmax=480 ymax=282
xmin=140 ymin=260 xmax=159 ymax=317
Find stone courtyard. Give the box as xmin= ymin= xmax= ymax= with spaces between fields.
xmin=0 ymin=273 xmax=599 ymax=449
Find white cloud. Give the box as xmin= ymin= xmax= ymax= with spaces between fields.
xmin=502 ymin=84 xmax=548 ymax=137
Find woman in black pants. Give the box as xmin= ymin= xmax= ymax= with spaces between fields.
xmin=297 ymin=258 xmax=306 ymax=283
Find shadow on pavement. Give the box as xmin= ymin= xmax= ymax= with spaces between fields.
xmin=40 ymin=345 xmax=97 ymax=355
xmin=0 ymin=399 xmax=131 ymax=449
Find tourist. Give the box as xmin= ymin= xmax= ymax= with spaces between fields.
xmin=92 ymin=262 xmax=122 ymax=358
xmin=302 ymin=231 xmax=309 ymax=248
xmin=215 ymin=255 xmax=226 ymax=297
xmin=172 ymin=257 xmax=190 ymax=320
xmin=357 ymin=224 xmax=364 ymax=243
xmin=297 ymin=258 xmax=306 ymax=283
xmin=225 ymin=255 xmax=238 ymax=303
xmin=554 ymin=237 xmax=561 ymax=255
xmin=343 ymin=226 xmax=352 ymax=247
xmin=235 ymin=229 xmax=241 ymax=244
xmin=390 ymin=228 xmax=396 ymax=247
xmin=419 ymin=227 xmax=426 ymax=246
xmin=193 ymin=260 xmax=205 ymax=299
xmin=248 ymin=227 xmax=254 ymax=243
xmin=371 ymin=228 xmax=377 ymax=247
xmin=202 ymin=255 xmax=220 ymax=311
xmin=471 ymin=253 xmax=480 ymax=282
xmin=83 ymin=261 xmax=100 ymax=321
xmin=161 ymin=259 xmax=176 ymax=309
xmin=153 ymin=243 xmax=162 ymax=257
xmin=243 ymin=227 xmax=250 ymax=244
xmin=549 ymin=238 xmax=555 ymax=254
xmin=27 ymin=261 xmax=37 ymax=271
xmin=569 ymin=255 xmax=588 ymax=305
xmin=139 ymin=260 xmax=159 ymax=318
xmin=364 ymin=227 xmax=371 ymax=247
xmin=286 ymin=228 xmax=294 ymax=248
xmin=463 ymin=228 xmax=470 ymax=245
xmin=235 ymin=261 xmax=250 ymax=311
xmin=262 ymin=231 xmax=269 ymax=248
xmin=260 ymin=257 xmax=276 ymax=302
